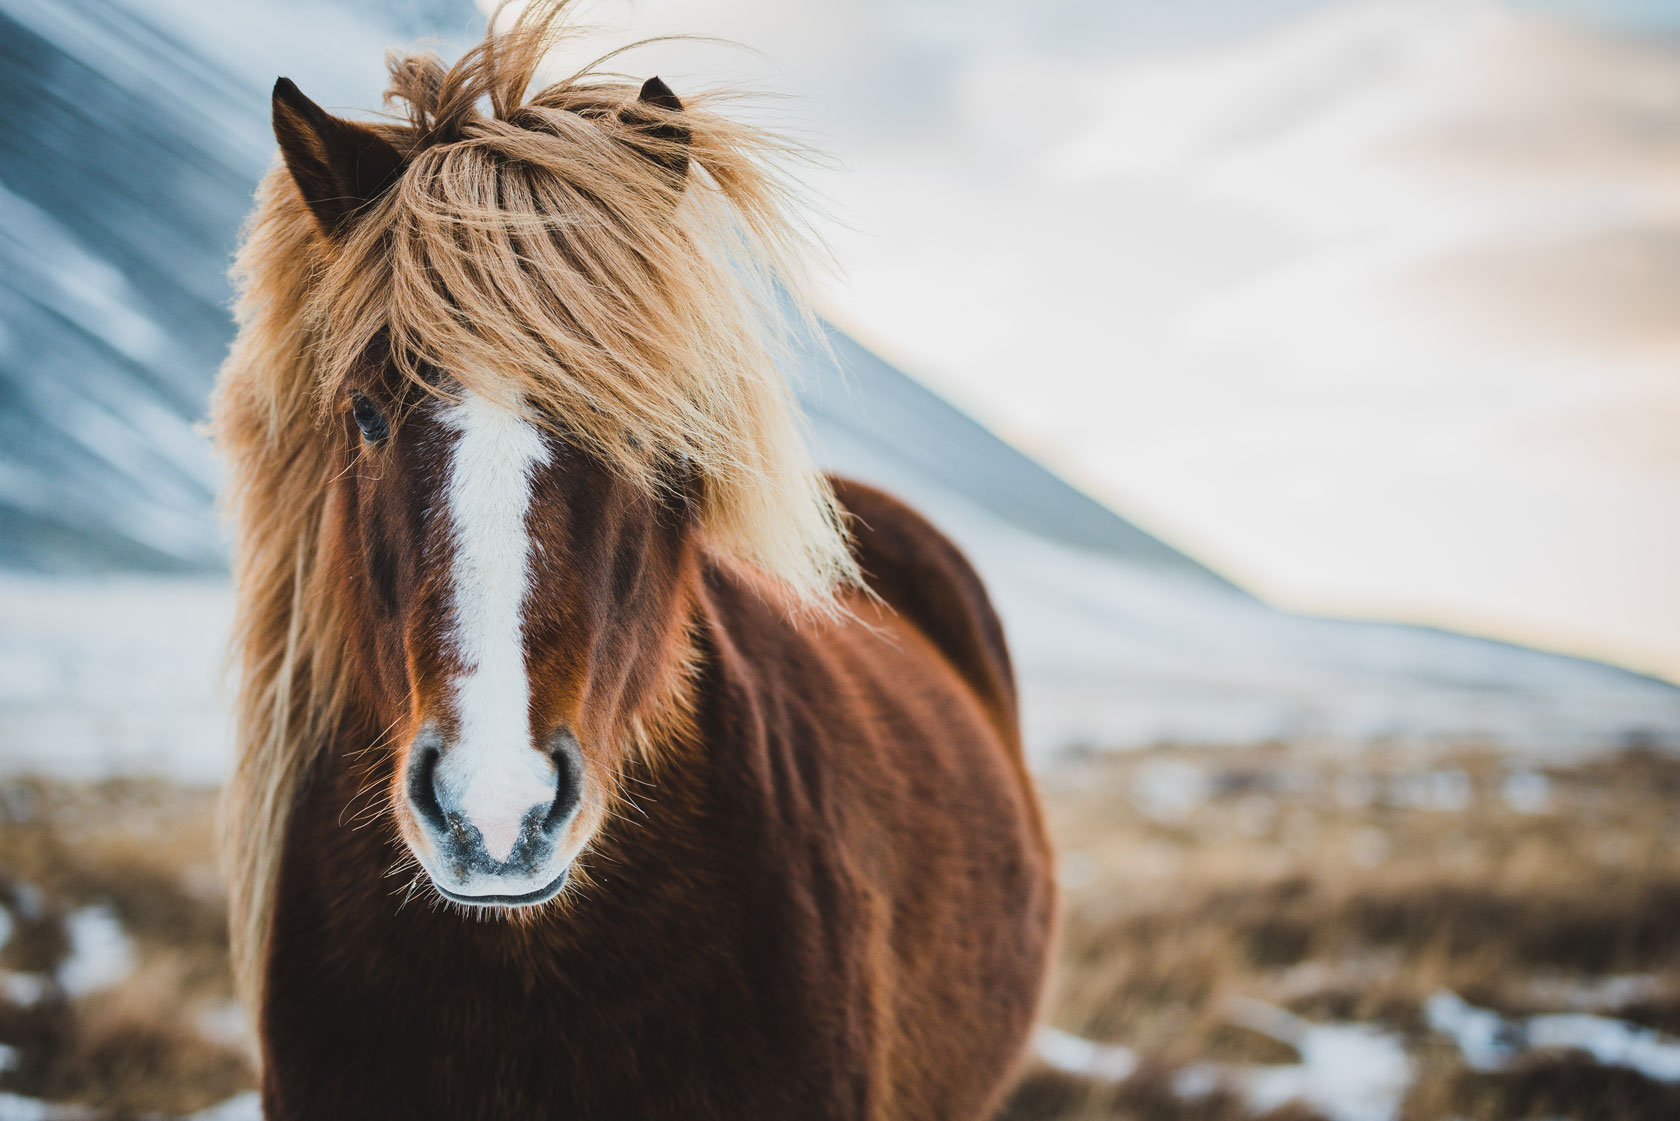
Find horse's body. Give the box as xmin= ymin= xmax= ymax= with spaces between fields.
xmin=213 ymin=4 xmax=1054 ymax=1117
xmin=263 ymin=481 xmax=1052 ymax=1120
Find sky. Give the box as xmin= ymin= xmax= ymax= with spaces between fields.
xmin=471 ymin=0 xmax=1680 ymax=684
xmin=1517 ymin=0 xmax=1680 ymax=32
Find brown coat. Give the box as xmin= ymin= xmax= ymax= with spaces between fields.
xmin=260 ymin=480 xmax=1055 ymax=1120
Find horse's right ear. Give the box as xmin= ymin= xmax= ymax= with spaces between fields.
xmin=271 ymin=77 xmax=405 ymax=238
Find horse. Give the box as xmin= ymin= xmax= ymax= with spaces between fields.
xmin=211 ymin=5 xmax=1055 ymax=1117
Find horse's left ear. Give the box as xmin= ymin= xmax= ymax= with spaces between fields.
xmin=271 ymin=77 xmax=405 ymax=237
xmin=621 ymin=76 xmax=690 ymax=186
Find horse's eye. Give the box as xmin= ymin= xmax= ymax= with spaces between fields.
xmin=350 ymin=392 xmax=389 ymax=444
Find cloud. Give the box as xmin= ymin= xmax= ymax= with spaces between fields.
xmin=787 ymin=0 xmax=1680 ymax=678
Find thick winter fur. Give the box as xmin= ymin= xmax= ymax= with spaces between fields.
xmin=212 ymin=2 xmax=1054 ymax=1117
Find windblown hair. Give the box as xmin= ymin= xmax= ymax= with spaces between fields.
xmin=212 ymin=0 xmax=857 ymax=1013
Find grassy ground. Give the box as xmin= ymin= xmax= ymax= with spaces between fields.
xmin=0 ymin=781 xmax=243 ymax=1117
xmin=1000 ymin=745 xmax=1680 ymax=1121
xmin=3 ymin=746 xmax=1679 ymax=1119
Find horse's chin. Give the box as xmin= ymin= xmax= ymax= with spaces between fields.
xmin=399 ymin=826 xmax=576 ymax=911
xmin=429 ymin=867 xmax=570 ymax=909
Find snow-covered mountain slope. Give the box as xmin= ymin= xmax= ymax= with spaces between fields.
xmin=0 ymin=0 xmax=247 ymax=570
xmin=0 ymin=0 xmax=1675 ymax=779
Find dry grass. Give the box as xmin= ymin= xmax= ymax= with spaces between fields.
xmin=3 ymin=747 xmax=1680 ymax=1118
xmin=1000 ymin=744 xmax=1680 ymax=1121
xmin=0 ymin=781 xmax=249 ymax=1117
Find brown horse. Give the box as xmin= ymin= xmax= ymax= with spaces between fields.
xmin=211 ymin=5 xmax=1054 ymax=1118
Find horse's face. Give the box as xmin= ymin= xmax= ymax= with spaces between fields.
xmin=332 ymin=371 xmax=696 ymax=907
xmin=263 ymin=73 xmax=705 ymax=909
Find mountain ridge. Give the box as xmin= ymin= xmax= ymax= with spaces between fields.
xmin=1 ymin=0 xmax=1675 ymax=760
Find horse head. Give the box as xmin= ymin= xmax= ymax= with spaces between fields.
xmin=271 ymin=76 xmax=704 ymax=907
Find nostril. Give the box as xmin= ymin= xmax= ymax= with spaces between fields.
xmin=407 ymin=739 xmax=448 ymax=833
xmin=543 ymin=735 xmax=584 ymax=831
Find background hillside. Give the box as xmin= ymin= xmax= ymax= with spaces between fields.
xmin=2 ymin=0 xmax=1676 ymax=772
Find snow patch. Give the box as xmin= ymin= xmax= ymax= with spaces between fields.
xmin=57 ymin=904 xmax=135 ymax=997
xmin=196 ymin=999 xmax=253 ymax=1052
xmin=1036 ymin=999 xmax=1410 ymax=1121
xmin=1034 ymin=1025 xmax=1139 ymax=1082
xmin=1427 ymin=989 xmax=1680 ymax=1082
xmin=188 ymin=1091 xmax=263 ymax=1121
xmin=1501 ymin=769 xmax=1552 ymax=814
xmin=0 ymin=1093 xmax=79 ymax=1121
xmin=0 ymin=975 xmax=47 ymax=1007
xmin=1180 ymin=997 xmax=1411 ymax=1121
xmin=1527 ymin=973 xmax=1665 ymax=1014
xmin=1129 ymin=759 xmax=1212 ymax=823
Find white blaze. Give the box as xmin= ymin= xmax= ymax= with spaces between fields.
xmin=436 ymin=390 xmax=554 ymax=863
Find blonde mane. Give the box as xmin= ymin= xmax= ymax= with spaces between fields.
xmin=212 ymin=0 xmax=856 ymax=1014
